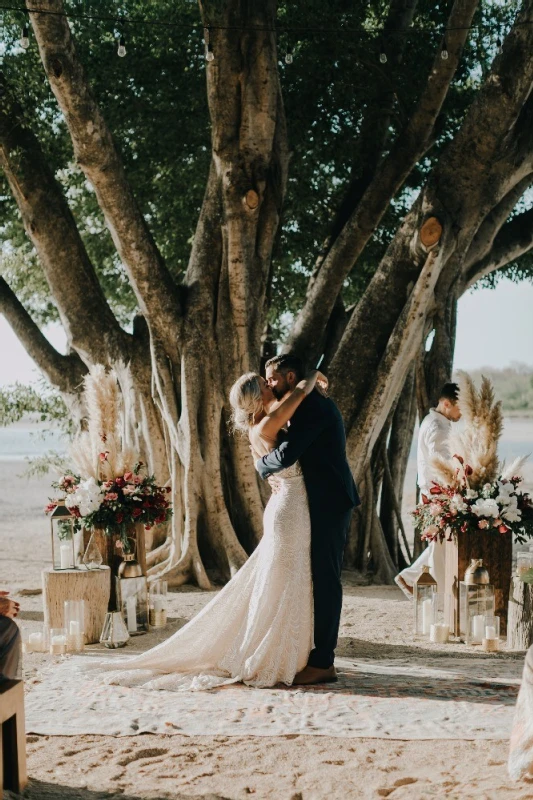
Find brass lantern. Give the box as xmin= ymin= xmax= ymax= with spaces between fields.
xmin=49 ymin=500 xmax=77 ymax=571
xmin=116 ymin=539 xmax=149 ymax=634
xmin=413 ymin=566 xmax=437 ymax=635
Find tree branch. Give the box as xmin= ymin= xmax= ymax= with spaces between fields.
xmin=0 ymin=276 xmax=86 ymax=393
xmin=462 ymin=174 xmax=533 ymax=274
xmin=0 ymin=71 xmax=129 ymax=365
xmin=464 ymin=206 xmax=533 ymax=288
xmin=27 ymin=0 xmax=182 ymax=349
xmin=287 ymin=0 xmax=480 ymax=361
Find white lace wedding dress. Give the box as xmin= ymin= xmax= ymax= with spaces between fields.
xmin=84 ymin=461 xmax=313 ymax=691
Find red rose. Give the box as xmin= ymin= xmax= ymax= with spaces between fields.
xmin=166 ymin=487 xmax=172 ymax=494
xmin=115 ymin=477 xmax=125 ymax=488
xmin=498 ymin=524 xmax=510 ymax=534
xmin=142 ymin=500 xmax=152 ymax=508
xmin=116 ymin=512 xmax=123 ymax=523
xmin=133 ymin=508 xmax=143 ymax=518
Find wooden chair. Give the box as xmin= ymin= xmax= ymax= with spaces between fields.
xmin=0 ymin=680 xmax=28 ymax=798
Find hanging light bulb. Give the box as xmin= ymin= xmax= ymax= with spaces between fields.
xmin=20 ymin=25 xmax=30 ymax=50
xmin=285 ymin=46 xmax=293 ymax=65
xmin=496 ymin=37 xmax=503 ymax=55
xmin=441 ymin=38 xmax=449 ymax=60
xmin=204 ymin=27 xmax=214 ymax=62
xmin=379 ymin=40 xmax=387 ymax=64
xmin=117 ymin=36 xmax=126 ymax=57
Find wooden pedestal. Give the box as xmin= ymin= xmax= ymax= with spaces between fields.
xmin=0 ymin=680 xmax=27 ymax=798
xmin=507 ymin=576 xmax=533 ymax=650
xmin=444 ymin=533 xmax=512 ymax=637
xmin=42 ymin=565 xmax=111 ymax=643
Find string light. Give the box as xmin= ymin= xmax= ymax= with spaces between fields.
xmin=379 ymin=39 xmax=387 ymax=64
xmin=440 ymin=37 xmax=449 ymax=60
xmin=285 ymin=46 xmax=293 ymax=64
xmin=117 ymin=35 xmax=126 ymax=57
xmin=20 ymin=24 xmax=30 ymax=49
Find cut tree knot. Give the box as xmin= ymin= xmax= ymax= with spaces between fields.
xmin=419 ymin=216 xmax=443 ymax=250
xmin=243 ymin=190 xmax=259 ymax=210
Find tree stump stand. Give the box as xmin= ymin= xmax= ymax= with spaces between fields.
xmin=507 ymin=576 xmax=533 ymax=650
xmin=444 ymin=533 xmax=512 ymax=637
xmin=42 ymin=566 xmax=111 ymax=644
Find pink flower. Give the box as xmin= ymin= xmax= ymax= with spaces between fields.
xmin=124 ymin=471 xmax=133 ymax=482
xmin=478 ymin=519 xmax=489 ymax=529
xmin=105 ymin=492 xmax=118 ymax=501
xmin=99 ymin=451 xmax=109 ymax=462
xmin=429 ymin=503 xmax=442 ymax=516
xmin=122 ymin=485 xmax=137 ymax=495
xmin=133 ymin=475 xmax=143 ymax=485
xmin=423 ymin=524 xmax=439 ymax=540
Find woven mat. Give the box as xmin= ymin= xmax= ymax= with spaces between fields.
xmin=25 ymin=656 xmax=519 ymax=740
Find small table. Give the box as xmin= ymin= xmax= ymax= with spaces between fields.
xmin=42 ymin=565 xmax=111 ymax=644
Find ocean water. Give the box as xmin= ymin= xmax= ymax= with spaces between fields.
xmin=0 ymin=425 xmax=67 ymax=462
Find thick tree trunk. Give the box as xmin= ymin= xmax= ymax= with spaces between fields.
xmin=379 ymin=365 xmax=417 ymax=569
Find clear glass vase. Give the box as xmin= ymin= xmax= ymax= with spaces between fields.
xmin=99 ymin=611 xmax=130 ymax=648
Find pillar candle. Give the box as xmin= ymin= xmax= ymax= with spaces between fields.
xmin=126 ymin=596 xmax=137 ymax=633
xmin=472 ymin=614 xmax=485 ymax=641
xmin=422 ymin=598 xmax=433 ymax=634
xmin=59 ymin=543 xmax=71 ymax=569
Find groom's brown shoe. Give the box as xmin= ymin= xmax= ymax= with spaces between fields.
xmin=293 ymin=665 xmax=338 ymax=686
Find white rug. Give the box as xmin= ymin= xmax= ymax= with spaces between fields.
xmin=25 ymin=656 xmax=519 ymax=740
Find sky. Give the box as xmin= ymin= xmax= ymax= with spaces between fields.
xmin=1 ymin=277 xmax=533 ymax=387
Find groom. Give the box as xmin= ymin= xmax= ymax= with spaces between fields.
xmin=256 ymin=354 xmax=360 ymax=685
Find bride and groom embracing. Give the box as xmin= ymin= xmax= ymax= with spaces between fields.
xmin=92 ymin=354 xmax=359 ymax=691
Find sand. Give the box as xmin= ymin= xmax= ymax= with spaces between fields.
xmin=2 ymin=438 xmax=533 ymax=798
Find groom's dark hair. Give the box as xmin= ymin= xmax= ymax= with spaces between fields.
xmin=439 ymin=382 xmax=459 ymax=403
xmin=265 ymin=353 xmax=305 ymax=381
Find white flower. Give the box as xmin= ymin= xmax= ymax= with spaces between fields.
xmin=483 ymin=483 xmax=492 ymax=492
xmin=496 ymin=481 xmax=515 ymax=505
xmin=66 ymin=477 xmax=104 ymax=517
xmin=466 ymin=489 xmax=478 ymax=499
xmin=471 ymin=498 xmax=500 ymax=518
xmin=451 ymin=494 xmax=467 ymax=513
xmin=503 ymin=507 xmax=522 ymax=523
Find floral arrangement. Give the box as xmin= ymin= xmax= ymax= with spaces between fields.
xmin=45 ymin=366 xmax=171 ymax=548
xmin=413 ymin=372 xmax=533 ymax=545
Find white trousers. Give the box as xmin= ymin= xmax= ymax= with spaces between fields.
xmin=395 ymin=540 xmax=446 ymax=598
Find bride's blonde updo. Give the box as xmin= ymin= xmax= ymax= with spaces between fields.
xmin=230 ymin=372 xmax=263 ymax=432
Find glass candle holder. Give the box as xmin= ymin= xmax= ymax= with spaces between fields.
xmin=482 ymin=615 xmax=500 ymax=652
xmin=430 ymin=593 xmax=451 ymax=644
xmin=517 ymin=552 xmax=533 ymax=579
xmin=49 ymin=627 xmax=68 ymax=655
xmin=27 ymin=624 xmax=49 ymax=653
xmin=100 ymin=611 xmax=130 ymax=648
xmin=149 ymin=580 xmax=168 ymax=628
xmin=64 ymin=599 xmax=85 ymax=652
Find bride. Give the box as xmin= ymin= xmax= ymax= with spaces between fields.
xmin=86 ymin=369 xmax=325 ymax=691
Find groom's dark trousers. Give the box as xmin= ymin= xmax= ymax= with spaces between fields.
xmin=256 ymin=390 xmax=360 ymax=669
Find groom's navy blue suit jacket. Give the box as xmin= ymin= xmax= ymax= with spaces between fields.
xmin=255 ymin=389 xmax=360 ymax=511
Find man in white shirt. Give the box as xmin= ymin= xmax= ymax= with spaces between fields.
xmin=395 ymin=383 xmax=461 ymax=597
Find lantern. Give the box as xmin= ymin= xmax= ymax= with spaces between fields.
xmin=459 ymin=560 xmax=495 ymax=644
xmin=149 ymin=580 xmax=168 ymax=628
xmin=116 ymin=541 xmax=149 ymax=634
xmin=49 ymin=500 xmax=77 ymax=571
xmin=413 ymin=566 xmax=437 ymax=635
xmin=100 ymin=611 xmax=130 ymax=648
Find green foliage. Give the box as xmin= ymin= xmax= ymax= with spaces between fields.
xmin=0 ymin=381 xmax=72 ymax=433
xmin=467 ymin=365 xmax=533 ymax=413
xmin=0 ymin=0 xmax=529 ymax=341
